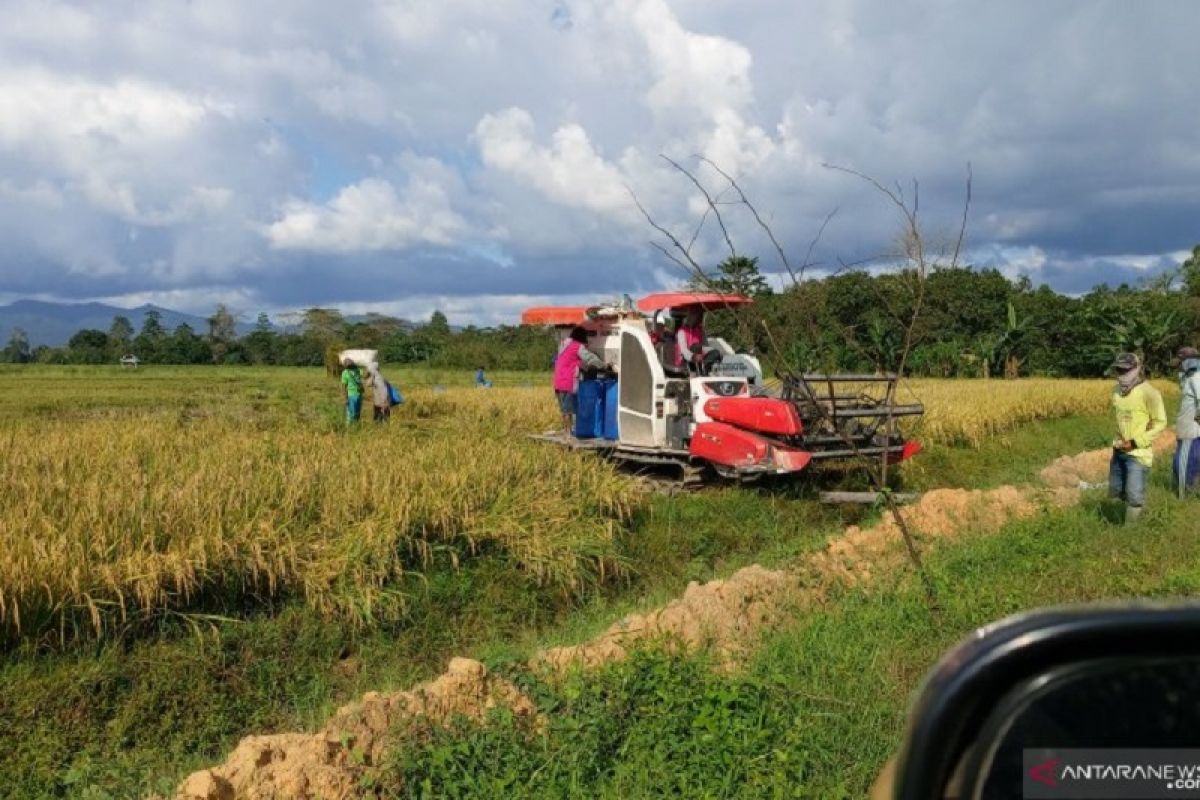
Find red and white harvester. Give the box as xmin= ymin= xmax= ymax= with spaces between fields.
xmin=521 ymin=292 xmax=924 ymax=487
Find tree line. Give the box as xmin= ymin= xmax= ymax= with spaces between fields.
xmin=1 ymin=306 xmax=558 ymax=371
xmin=4 ymin=245 xmax=1200 ymax=377
xmin=698 ymin=247 xmax=1200 ymax=379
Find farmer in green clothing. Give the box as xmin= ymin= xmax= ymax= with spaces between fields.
xmin=1109 ymin=352 xmax=1167 ymax=523
xmin=340 ymin=358 xmax=364 ymax=425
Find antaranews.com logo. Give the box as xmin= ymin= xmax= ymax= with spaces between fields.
xmin=1024 ymin=750 xmax=1200 ymax=798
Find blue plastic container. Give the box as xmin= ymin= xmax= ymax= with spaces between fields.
xmin=574 ymin=379 xmax=603 ymax=439
xmin=602 ymin=379 xmax=619 ymax=440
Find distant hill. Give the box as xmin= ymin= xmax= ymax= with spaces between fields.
xmin=0 ymin=300 xmax=252 ymax=347
xmin=0 ymin=301 xmax=452 ymax=347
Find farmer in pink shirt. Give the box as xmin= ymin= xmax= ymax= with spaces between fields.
xmin=675 ymin=308 xmax=706 ymax=370
xmin=554 ymin=326 xmax=607 ymax=436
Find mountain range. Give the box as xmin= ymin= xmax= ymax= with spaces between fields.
xmin=0 ymin=300 xmax=250 ymax=347
xmin=0 ymin=300 xmax=441 ymax=347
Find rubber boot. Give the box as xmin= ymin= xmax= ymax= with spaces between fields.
xmin=1125 ymin=504 xmax=1144 ymax=524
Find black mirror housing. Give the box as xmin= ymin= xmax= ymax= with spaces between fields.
xmin=891 ymin=603 xmax=1200 ymax=799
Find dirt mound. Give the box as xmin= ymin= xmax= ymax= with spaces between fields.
xmin=811 ymin=485 xmax=1041 ymax=586
xmin=1040 ymin=448 xmax=1117 ymax=489
xmin=1040 ymin=433 xmax=1177 ymax=489
xmin=817 ymin=435 xmax=1178 ymax=587
xmin=537 ymin=564 xmax=799 ymax=671
xmin=175 ymin=658 xmax=536 ymax=800
xmin=1039 ymin=433 xmax=1178 ymax=510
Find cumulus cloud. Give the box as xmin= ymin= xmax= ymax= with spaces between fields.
xmin=0 ymin=0 xmax=1198 ymax=320
xmin=474 ymin=108 xmax=631 ymax=215
xmin=0 ymin=69 xmax=212 ymax=149
xmin=267 ymin=176 xmax=466 ymax=252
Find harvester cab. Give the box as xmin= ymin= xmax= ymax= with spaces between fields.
xmin=521 ymin=292 xmax=924 ymax=487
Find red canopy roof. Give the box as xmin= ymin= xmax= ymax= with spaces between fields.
xmin=636 ymin=292 xmax=752 ymax=313
xmin=520 ymin=305 xmax=590 ymax=326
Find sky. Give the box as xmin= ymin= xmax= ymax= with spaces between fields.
xmin=1 ymin=0 xmax=1197 ymax=326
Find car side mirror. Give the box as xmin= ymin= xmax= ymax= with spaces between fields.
xmin=887 ymin=604 xmax=1200 ymax=799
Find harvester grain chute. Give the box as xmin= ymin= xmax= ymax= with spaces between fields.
xmin=521 ymin=292 xmax=924 ymax=496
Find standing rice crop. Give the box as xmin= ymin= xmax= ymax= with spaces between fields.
xmin=0 ymin=384 xmax=639 ymax=646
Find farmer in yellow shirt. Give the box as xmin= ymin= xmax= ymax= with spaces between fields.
xmin=1109 ymin=352 xmax=1167 ymax=523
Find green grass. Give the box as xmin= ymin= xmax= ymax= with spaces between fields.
xmin=373 ymin=469 xmax=1200 ymax=798
xmin=901 ymin=412 xmax=1115 ymax=490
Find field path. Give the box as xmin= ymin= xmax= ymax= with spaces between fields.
xmin=173 ymin=434 xmax=1175 ymax=800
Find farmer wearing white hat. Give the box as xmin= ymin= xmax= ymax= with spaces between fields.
xmin=1109 ymin=352 xmax=1167 ymax=523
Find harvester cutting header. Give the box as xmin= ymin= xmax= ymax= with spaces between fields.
xmin=521 ymin=292 xmax=924 ymax=486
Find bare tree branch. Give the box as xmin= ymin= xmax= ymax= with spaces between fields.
xmin=649 ymin=241 xmax=697 ymax=279
xmin=950 ymin=162 xmax=973 ymax=269
xmin=661 ymin=155 xmax=737 ymax=260
xmin=696 ymin=155 xmax=800 ymax=285
xmin=627 ymin=186 xmax=705 ymax=279
xmin=799 ymin=207 xmax=839 ymax=279
xmin=685 ymin=186 xmax=736 ymax=255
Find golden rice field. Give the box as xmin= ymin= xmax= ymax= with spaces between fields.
xmin=905 ymin=378 xmax=1176 ymax=447
xmin=0 ymin=366 xmax=1167 ymax=647
xmin=0 ymin=367 xmax=637 ymax=646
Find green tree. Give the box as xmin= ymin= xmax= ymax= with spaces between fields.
xmin=207 ymin=304 xmax=238 ymax=364
xmin=243 ymin=313 xmax=278 ymax=365
xmin=133 ymin=310 xmax=166 ymax=362
xmin=301 ymin=308 xmax=345 ymax=342
xmin=426 ymin=310 xmax=452 ymax=339
xmin=1 ymin=327 xmax=31 ymax=363
xmin=691 ymin=255 xmax=771 ymax=297
xmin=67 ymin=329 xmax=110 ymax=364
xmin=108 ymin=315 xmax=134 ymax=359
xmin=140 ymin=309 xmax=165 ymax=339
xmin=32 ymin=344 xmax=64 ymax=364
xmin=861 ymin=315 xmax=904 ymax=373
xmin=1069 ymin=286 xmax=1186 ymax=377
xmin=207 ymin=304 xmax=237 ymax=342
xmin=920 ymin=267 xmax=1010 ymax=344
xmin=165 ymin=324 xmax=211 ymax=364
xmin=364 ymin=313 xmax=405 ymax=337
xmin=1181 ymin=245 xmax=1200 ymax=298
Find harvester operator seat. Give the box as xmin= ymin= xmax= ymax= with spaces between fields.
xmin=657 ymin=339 xmax=689 ymax=378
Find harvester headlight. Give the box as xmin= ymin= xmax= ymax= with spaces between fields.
xmin=701 ymin=381 xmax=746 ymax=397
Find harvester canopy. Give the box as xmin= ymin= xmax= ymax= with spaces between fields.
xmin=520 ymin=306 xmax=590 ymax=326
xmin=636 ymin=292 xmax=752 ymax=314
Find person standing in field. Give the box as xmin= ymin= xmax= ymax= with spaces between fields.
xmin=340 ymin=358 xmax=364 ymax=425
xmin=1173 ymin=346 xmax=1200 ymax=498
xmin=1109 ymin=352 xmax=1167 ymax=523
xmin=365 ymin=362 xmax=392 ymax=423
xmin=475 ymin=366 xmax=493 ymax=388
xmin=553 ymin=326 xmax=607 ymax=436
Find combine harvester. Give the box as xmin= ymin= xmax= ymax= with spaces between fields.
xmin=521 ymin=292 xmax=924 ymax=493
